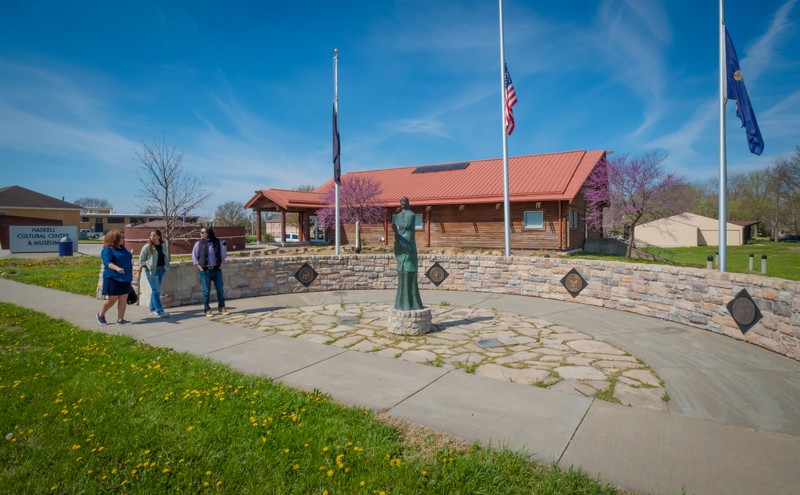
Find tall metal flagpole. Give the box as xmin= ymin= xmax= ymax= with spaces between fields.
xmin=334 ymin=49 xmax=341 ymax=256
xmin=719 ymin=0 xmax=727 ymax=272
xmin=499 ymin=0 xmax=511 ymax=257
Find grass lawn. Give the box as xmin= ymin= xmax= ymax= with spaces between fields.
xmin=0 ymin=256 xmax=101 ymax=296
xmin=0 ymin=303 xmax=623 ymax=494
xmin=569 ymin=239 xmax=800 ymax=281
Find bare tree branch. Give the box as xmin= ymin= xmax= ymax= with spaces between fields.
xmin=133 ymin=136 xmax=210 ymax=244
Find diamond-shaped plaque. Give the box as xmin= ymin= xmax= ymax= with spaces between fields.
xmin=726 ymin=288 xmax=762 ymax=334
xmin=560 ymin=268 xmax=587 ymax=298
xmin=294 ymin=262 xmax=318 ymax=288
xmin=425 ymin=262 xmax=449 ymax=287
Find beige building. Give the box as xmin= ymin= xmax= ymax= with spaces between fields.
xmin=636 ymin=212 xmax=751 ymax=247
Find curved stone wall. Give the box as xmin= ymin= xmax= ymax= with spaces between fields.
xmin=133 ymin=254 xmax=800 ymax=361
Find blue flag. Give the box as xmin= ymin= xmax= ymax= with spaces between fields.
xmin=725 ymin=28 xmax=764 ymax=155
xmin=333 ymin=103 xmax=341 ymax=184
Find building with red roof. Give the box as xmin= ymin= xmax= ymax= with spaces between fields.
xmin=245 ymin=150 xmax=608 ymax=251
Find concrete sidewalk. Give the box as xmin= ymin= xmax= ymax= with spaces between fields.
xmin=1 ymin=279 xmax=799 ymax=494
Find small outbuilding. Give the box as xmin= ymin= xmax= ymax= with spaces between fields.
xmin=635 ymin=212 xmax=754 ymax=247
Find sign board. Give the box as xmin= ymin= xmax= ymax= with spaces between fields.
xmin=9 ymin=226 xmax=79 ymax=253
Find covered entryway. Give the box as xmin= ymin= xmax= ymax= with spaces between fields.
xmin=244 ymin=189 xmax=325 ymax=244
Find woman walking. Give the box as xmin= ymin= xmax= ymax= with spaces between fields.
xmin=97 ymin=229 xmax=134 ymax=325
xmin=139 ymin=228 xmax=171 ymax=317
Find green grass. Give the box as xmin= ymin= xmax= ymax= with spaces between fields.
xmin=0 ymin=256 xmax=101 ymax=296
xmin=0 ymin=303 xmax=623 ymax=494
xmin=570 ymin=239 xmax=800 ymax=281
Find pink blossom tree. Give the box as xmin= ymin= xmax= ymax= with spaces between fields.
xmin=315 ymin=175 xmax=386 ymax=245
xmin=583 ymin=151 xmax=690 ymax=257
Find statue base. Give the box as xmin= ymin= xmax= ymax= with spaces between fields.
xmin=388 ymin=308 xmax=431 ymax=335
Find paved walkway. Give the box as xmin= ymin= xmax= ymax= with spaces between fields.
xmin=2 ymin=279 xmax=800 ymax=494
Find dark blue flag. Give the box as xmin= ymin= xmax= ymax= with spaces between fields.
xmin=333 ymin=103 xmax=341 ymax=184
xmin=725 ymin=28 xmax=764 ymax=155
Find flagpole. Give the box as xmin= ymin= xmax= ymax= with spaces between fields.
xmin=334 ymin=48 xmax=341 ymax=256
xmin=719 ymin=0 xmax=727 ymax=272
xmin=499 ymin=0 xmax=511 ymax=257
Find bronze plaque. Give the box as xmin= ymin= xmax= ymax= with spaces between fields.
xmin=294 ymin=262 xmax=318 ymax=288
xmin=560 ymin=268 xmax=587 ymax=298
xmin=726 ymin=289 xmax=762 ymax=334
xmin=425 ymin=262 xmax=449 ymax=287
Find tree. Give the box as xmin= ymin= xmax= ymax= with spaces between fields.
xmin=73 ymin=197 xmax=113 ymax=210
xmin=315 ymin=176 xmax=385 ymax=244
xmin=584 ymin=151 xmax=690 ymax=257
xmin=133 ymin=137 xmax=209 ymax=244
xmin=295 ymin=184 xmax=316 ymax=192
xmin=214 ymin=201 xmax=249 ymax=226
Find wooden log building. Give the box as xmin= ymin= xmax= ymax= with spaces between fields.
xmin=245 ymin=150 xmax=608 ymax=251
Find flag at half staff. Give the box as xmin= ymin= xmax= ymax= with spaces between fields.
xmin=504 ymin=63 xmax=518 ymax=135
xmin=725 ymin=28 xmax=764 ymax=155
xmin=333 ymin=103 xmax=341 ymax=184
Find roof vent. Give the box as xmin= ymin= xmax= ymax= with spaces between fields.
xmin=412 ymin=162 xmax=469 ymax=174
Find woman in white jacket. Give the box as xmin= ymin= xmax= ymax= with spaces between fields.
xmin=139 ymin=228 xmax=171 ymax=317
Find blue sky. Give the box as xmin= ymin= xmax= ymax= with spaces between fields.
xmin=1 ymin=0 xmax=798 ymax=216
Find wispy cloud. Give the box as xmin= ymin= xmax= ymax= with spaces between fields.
xmin=739 ymin=0 xmax=798 ymax=83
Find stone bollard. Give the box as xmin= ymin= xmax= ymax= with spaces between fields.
xmin=749 ymin=253 xmax=754 ymax=271
xmin=761 ymin=254 xmax=767 ymax=275
xmin=707 ymin=255 xmax=714 ymax=270
xmin=388 ymin=308 xmax=432 ymax=335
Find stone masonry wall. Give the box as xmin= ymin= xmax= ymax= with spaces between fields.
xmin=131 ymin=254 xmax=800 ymax=361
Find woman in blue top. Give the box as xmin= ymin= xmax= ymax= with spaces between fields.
xmin=97 ymin=229 xmax=134 ymax=325
xmin=139 ymin=228 xmax=171 ymax=318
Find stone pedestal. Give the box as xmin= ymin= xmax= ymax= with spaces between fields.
xmin=388 ymin=308 xmax=432 ymax=335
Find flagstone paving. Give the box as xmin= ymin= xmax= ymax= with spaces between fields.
xmin=219 ymin=303 xmax=668 ymax=412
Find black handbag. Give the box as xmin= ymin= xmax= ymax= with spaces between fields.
xmin=127 ymin=287 xmax=139 ymax=305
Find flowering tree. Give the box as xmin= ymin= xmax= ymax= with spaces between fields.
xmin=583 ymin=151 xmax=689 ymax=257
xmin=315 ymin=176 xmax=386 ymax=244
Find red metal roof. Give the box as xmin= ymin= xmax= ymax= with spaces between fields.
xmin=246 ymin=150 xmax=607 ymax=210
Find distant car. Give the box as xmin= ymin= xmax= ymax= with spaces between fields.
xmin=80 ymin=229 xmax=103 ymax=240
xmin=284 ymin=233 xmax=300 ymax=243
xmin=779 ymin=235 xmax=800 ymax=242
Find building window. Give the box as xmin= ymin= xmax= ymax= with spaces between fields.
xmin=392 ymin=213 xmax=423 ymax=230
xmin=523 ymin=211 xmax=544 ymax=229
xmin=108 ymin=217 xmax=124 ymax=224
xmin=81 ymin=217 xmax=89 ymax=222
xmin=569 ymin=210 xmax=579 ymax=229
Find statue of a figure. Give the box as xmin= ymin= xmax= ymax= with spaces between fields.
xmin=392 ymin=197 xmax=424 ymax=310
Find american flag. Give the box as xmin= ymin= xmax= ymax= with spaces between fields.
xmin=504 ymin=63 xmax=518 ymax=135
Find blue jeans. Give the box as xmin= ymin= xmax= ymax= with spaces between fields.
xmin=145 ymin=268 xmax=167 ymax=313
xmin=199 ymin=267 xmax=225 ymax=312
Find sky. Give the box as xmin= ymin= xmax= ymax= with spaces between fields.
xmin=1 ymin=0 xmax=799 ymax=216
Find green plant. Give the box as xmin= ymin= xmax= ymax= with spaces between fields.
xmin=0 ymin=303 xmax=625 ymax=494
xmin=439 ymin=300 xmax=450 ymax=307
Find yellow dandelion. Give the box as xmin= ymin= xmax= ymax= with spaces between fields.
xmin=205 ymin=470 xmax=212 ymax=476
xmin=216 ymin=481 xmax=222 ymax=487
xmin=326 ymin=469 xmax=334 ymax=477
xmin=50 ymin=486 xmax=57 ymax=491
xmin=421 ymin=470 xmax=427 ymax=477
xmin=292 ymin=464 xmax=300 ymax=470
xmin=360 ymin=480 xmax=365 ymax=487
xmin=187 ymin=425 xmax=194 ymax=431
xmin=163 ymin=468 xmax=170 ymax=473
xmin=203 ymin=481 xmax=210 ymax=488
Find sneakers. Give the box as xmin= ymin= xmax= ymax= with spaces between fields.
xmin=149 ymin=310 xmax=159 ymax=316
xmin=204 ymin=310 xmax=214 ymax=317
xmin=158 ymin=311 xmax=170 ymax=318
xmin=219 ymin=307 xmax=229 ymax=315
xmin=116 ymin=319 xmax=133 ymax=325
xmin=96 ymin=313 xmax=107 ymax=326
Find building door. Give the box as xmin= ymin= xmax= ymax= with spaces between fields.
xmin=94 ymin=220 xmax=104 ymax=233
xmin=310 ymin=215 xmax=326 ymax=242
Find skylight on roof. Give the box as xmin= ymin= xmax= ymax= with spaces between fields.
xmin=412 ymin=162 xmax=469 ymax=174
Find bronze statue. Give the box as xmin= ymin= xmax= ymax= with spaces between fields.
xmin=392 ymin=197 xmax=424 ymax=310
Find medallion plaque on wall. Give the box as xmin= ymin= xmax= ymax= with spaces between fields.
xmin=726 ymin=288 xmax=762 ymax=334
xmin=294 ymin=262 xmax=318 ymax=288
xmin=425 ymin=262 xmax=449 ymax=287
xmin=560 ymin=268 xmax=588 ymax=298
